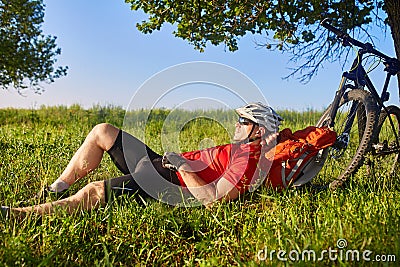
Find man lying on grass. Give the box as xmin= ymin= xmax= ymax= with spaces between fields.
xmin=1 ymin=103 xmax=282 ymax=218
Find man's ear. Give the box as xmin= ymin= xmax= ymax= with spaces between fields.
xmin=256 ymin=126 xmax=266 ymax=137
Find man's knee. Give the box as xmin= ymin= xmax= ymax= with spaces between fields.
xmin=90 ymin=123 xmax=120 ymax=150
xmin=92 ymin=123 xmax=118 ymax=137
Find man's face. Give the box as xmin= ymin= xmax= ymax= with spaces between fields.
xmin=233 ymin=116 xmax=258 ymax=142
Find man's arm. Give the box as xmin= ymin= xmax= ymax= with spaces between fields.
xmin=177 ymin=164 xmax=240 ymax=207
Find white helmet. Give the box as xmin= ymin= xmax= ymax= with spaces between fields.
xmin=235 ymin=102 xmax=283 ymax=132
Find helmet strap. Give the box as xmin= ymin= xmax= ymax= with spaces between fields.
xmin=247 ymin=124 xmax=256 ymax=140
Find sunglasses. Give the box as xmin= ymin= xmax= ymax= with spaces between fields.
xmin=238 ymin=116 xmax=256 ymax=125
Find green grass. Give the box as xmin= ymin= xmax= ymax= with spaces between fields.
xmin=0 ymin=106 xmax=399 ymax=266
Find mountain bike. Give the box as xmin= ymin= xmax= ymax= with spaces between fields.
xmin=311 ymin=19 xmax=400 ymax=190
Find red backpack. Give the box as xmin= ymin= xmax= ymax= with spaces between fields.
xmin=264 ymin=126 xmax=337 ymax=190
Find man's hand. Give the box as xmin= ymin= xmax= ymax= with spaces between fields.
xmin=162 ymin=152 xmax=187 ymax=171
xmin=261 ymin=132 xmax=279 ymax=149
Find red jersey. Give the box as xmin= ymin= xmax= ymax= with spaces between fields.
xmin=176 ymin=143 xmax=267 ymax=194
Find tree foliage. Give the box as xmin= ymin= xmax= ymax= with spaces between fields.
xmin=0 ymin=0 xmax=67 ymax=92
xmin=126 ymin=0 xmax=400 ymax=83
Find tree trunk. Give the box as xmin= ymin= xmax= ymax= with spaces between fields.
xmin=385 ymin=0 xmax=400 ymax=94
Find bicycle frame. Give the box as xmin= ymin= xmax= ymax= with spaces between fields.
xmin=315 ymin=19 xmax=400 ymax=187
xmin=327 ymin=48 xmax=400 ymax=152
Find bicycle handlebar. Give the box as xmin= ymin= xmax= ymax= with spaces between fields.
xmin=320 ymin=18 xmax=396 ymax=63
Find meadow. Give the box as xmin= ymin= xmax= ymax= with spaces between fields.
xmin=0 ymin=105 xmax=398 ymax=266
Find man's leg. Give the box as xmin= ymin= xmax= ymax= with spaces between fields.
xmin=49 ymin=123 xmax=119 ymax=191
xmin=13 ymin=181 xmax=105 ymax=216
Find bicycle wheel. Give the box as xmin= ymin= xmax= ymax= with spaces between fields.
xmin=368 ymin=105 xmax=400 ymax=180
xmin=314 ymin=89 xmax=377 ymax=190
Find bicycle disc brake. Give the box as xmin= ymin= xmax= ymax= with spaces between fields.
xmin=330 ymin=133 xmax=350 ymax=159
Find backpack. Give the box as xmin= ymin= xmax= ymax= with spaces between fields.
xmin=264 ymin=126 xmax=337 ymax=190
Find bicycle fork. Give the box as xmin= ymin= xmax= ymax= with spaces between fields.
xmin=327 ymin=76 xmax=359 ymax=157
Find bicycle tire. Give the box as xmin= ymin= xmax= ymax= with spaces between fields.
xmin=368 ymin=105 xmax=400 ymax=180
xmin=315 ymin=89 xmax=377 ymax=190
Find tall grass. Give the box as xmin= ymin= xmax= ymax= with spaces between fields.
xmin=0 ymin=106 xmax=399 ymax=266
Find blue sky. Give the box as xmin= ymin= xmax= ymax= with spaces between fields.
xmin=0 ymin=0 xmax=397 ymax=110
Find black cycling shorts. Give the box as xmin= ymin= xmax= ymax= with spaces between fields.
xmin=105 ymin=130 xmax=181 ymax=204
